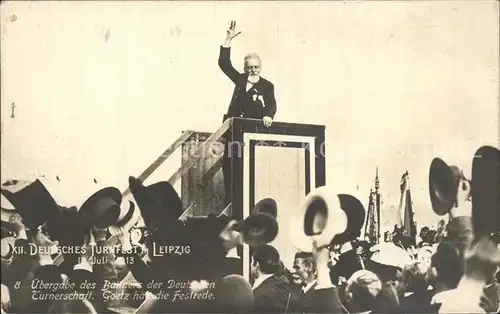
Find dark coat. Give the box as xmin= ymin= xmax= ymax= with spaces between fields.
xmin=312 ymin=286 xmax=345 ymax=313
xmin=397 ymin=289 xmax=437 ymax=313
xmin=290 ymin=283 xmax=317 ymax=314
xmin=253 ymin=274 xmax=291 ymax=313
xmin=330 ymin=250 xmax=364 ymax=285
xmin=218 ymin=46 xmax=277 ymax=121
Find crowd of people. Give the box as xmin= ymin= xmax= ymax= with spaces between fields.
xmin=1 ymin=146 xmax=499 ymax=314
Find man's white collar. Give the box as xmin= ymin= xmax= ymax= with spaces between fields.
xmin=302 ymin=280 xmax=317 ymax=293
xmin=225 ymin=247 xmax=240 ymax=259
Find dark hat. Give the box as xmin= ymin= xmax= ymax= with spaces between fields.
xmin=253 ymin=198 xmax=278 ymax=218
xmin=128 ymin=177 xmax=182 ymax=231
xmin=79 ymin=187 xmax=123 ymax=229
xmin=45 ymin=205 xmax=84 ymax=244
xmin=472 ymin=146 xmax=500 ymax=237
xmin=253 ymin=244 xmax=281 ymax=268
xmin=1 ymin=179 xmax=61 ymax=229
xmin=429 ymin=158 xmax=463 ymax=216
xmin=1 ymin=220 xmax=16 ymax=239
xmin=238 ymin=198 xmax=279 ymax=247
xmin=333 ymin=194 xmax=366 ymax=243
xmin=240 ymin=213 xmax=278 ymax=247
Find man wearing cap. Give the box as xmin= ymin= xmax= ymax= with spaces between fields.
xmin=250 ymin=245 xmax=290 ymax=313
xmin=218 ymin=20 xmax=277 ymax=205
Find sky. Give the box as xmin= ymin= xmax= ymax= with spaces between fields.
xmin=1 ymin=1 xmax=498 ymax=229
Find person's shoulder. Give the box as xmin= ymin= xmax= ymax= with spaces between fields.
xmin=259 ymin=77 xmax=274 ymax=87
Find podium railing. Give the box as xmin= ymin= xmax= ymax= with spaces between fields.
xmin=114 ymin=118 xmax=235 ymax=298
xmin=167 ymin=118 xmax=232 ymax=186
xmin=121 ymin=118 xmax=233 ymax=196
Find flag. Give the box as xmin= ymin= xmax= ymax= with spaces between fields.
xmin=398 ymin=171 xmax=417 ymax=245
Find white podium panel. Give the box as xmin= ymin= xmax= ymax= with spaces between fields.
xmin=242 ymin=133 xmax=316 ymax=280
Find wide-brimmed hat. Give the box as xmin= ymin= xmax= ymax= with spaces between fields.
xmin=239 ymin=198 xmax=279 ymax=247
xmin=429 ymin=158 xmax=463 ymax=216
xmin=128 ymin=176 xmax=182 ymax=232
xmin=290 ymin=187 xmax=348 ymax=253
xmin=331 ymin=194 xmax=366 ymax=244
xmin=370 ymin=242 xmax=412 ymax=270
xmin=471 ymin=146 xmax=500 ymax=237
xmin=79 ymin=187 xmax=134 ymax=229
xmin=253 ymin=198 xmax=278 ymax=217
xmin=1 ymin=179 xmax=61 ymax=229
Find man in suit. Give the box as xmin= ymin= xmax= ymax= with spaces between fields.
xmin=250 ymin=245 xmax=290 ymax=313
xmin=218 ymin=20 xmax=277 ymax=205
xmin=290 ymin=252 xmax=317 ymax=313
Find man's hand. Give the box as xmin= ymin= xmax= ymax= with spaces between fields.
xmin=449 ymin=178 xmax=472 ymax=218
xmin=92 ymin=226 xmax=107 ymax=243
xmin=225 ymin=20 xmax=242 ymax=41
xmin=9 ymin=213 xmax=25 ymax=235
xmin=34 ymin=227 xmax=59 ymax=265
xmin=219 ymin=220 xmax=243 ymax=251
xmin=263 ymin=116 xmax=273 ymax=127
xmin=116 ymin=227 xmax=133 ymax=252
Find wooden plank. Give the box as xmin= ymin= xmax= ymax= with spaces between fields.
xmin=168 ymin=118 xmax=232 ymax=186
xmin=217 ymin=202 xmax=232 ymax=217
xmin=115 ymin=120 xmax=234 ymax=295
xmin=178 ymin=203 xmax=195 ymax=220
xmin=182 ymin=133 xmax=225 ymax=216
xmin=122 ymin=130 xmax=194 ymax=196
xmin=200 ymin=156 xmax=223 ymax=186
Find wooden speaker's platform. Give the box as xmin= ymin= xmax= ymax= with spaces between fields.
xmin=182 ymin=118 xmax=326 ymax=279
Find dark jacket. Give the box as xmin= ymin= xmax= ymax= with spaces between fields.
xmin=397 ymin=289 xmax=437 ymax=313
xmin=312 ymin=286 xmax=345 ymax=313
xmin=291 ymin=283 xmax=317 ymax=313
xmin=218 ymin=46 xmax=277 ymax=121
xmin=253 ymin=274 xmax=291 ymax=313
xmin=330 ymin=249 xmax=364 ymax=285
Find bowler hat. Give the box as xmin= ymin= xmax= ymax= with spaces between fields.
xmin=240 ymin=213 xmax=278 ymax=247
xmin=253 ymin=198 xmax=278 ymax=217
xmin=429 ymin=158 xmax=462 ymax=216
xmin=128 ymin=177 xmax=182 ymax=231
xmin=1 ymin=179 xmax=60 ymax=229
xmin=471 ymin=146 xmax=500 ymax=237
xmin=239 ymin=198 xmax=279 ymax=247
xmin=79 ymin=187 xmax=127 ymax=229
xmin=332 ymin=194 xmax=366 ymax=244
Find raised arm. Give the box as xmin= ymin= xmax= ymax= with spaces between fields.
xmin=447 ymin=179 xmax=473 ymax=255
xmin=312 ymin=240 xmax=345 ymax=313
xmin=218 ymin=21 xmax=242 ymax=84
